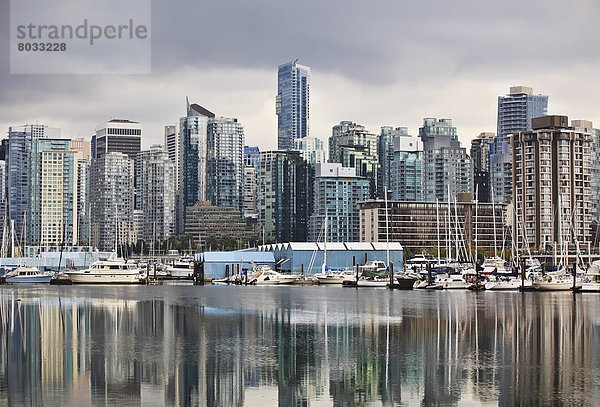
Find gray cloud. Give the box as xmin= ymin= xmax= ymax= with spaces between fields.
xmin=1 ymin=0 xmax=599 ymax=149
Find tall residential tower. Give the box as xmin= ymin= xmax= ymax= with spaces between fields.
xmin=276 ymin=60 xmax=310 ymax=150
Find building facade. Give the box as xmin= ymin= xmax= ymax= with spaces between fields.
xmin=90 ymin=152 xmax=135 ymax=251
xmin=28 ymin=138 xmax=77 ymax=247
xmin=470 ymin=132 xmax=495 ymax=202
xmin=179 ymin=102 xmax=215 ymax=232
xmin=511 ymin=115 xmax=591 ymax=250
xmin=7 ymin=124 xmax=61 ymax=241
xmin=491 ymin=86 xmax=548 ymax=204
xmin=308 ymin=163 xmax=370 ymax=243
xmin=257 ymin=151 xmax=312 ymax=242
xmin=390 ymin=136 xmax=424 ymax=201
xmin=359 ymin=200 xmax=506 ymax=257
xmin=419 ymin=118 xmax=471 ymax=202
xmin=137 ymin=146 xmax=176 ymax=243
xmin=93 ymin=119 xmax=142 ymax=160
xmin=207 ymin=117 xmax=244 ymax=211
xmin=276 ymin=60 xmax=310 ymax=150
xmin=329 ymin=123 xmax=379 ymax=198
xmin=294 ymin=136 xmax=326 ymax=167
xmin=378 ymin=126 xmax=409 ymax=199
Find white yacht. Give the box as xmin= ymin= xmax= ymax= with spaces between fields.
xmin=166 ymin=256 xmax=194 ymax=279
xmin=481 ymin=256 xmax=508 ymax=274
xmin=65 ymin=252 xmax=142 ymax=284
xmin=5 ymin=266 xmax=53 ymax=283
xmin=247 ymin=265 xmax=281 ymax=285
xmin=531 ymin=270 xmax=581 ymax=291
xmin=314 ymin=268 xmax=356 ymax=285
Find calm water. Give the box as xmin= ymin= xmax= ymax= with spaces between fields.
xmin=1 ymin=285 xmax=600 ymax=406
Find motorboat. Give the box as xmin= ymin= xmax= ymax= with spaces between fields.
xmin=394 ymin=273 xmax=419 ymax=289
xmin=485 ymin=277 xmax=531 ymax=291
xmin=166 ymin=256 xmax=194 ymax=279
xmin=5 ymin=266 xmax=53 ymax=283
xmin=481 ymin=256 xmax=508 ymax=274
xmin=65 ymin=252 xmax=142 ymax=284
xmin=436 ymin=273 xmax=472 ymax=290
xmin=315 ymin=268 xmax=356 ymax=285
xmin=581 ymin=262 xmax=600 ymax=291
xmin=247 ymin=265 xmax=281 ymax=285
xmin=358 ymin=260 xmax=388 ymax=278
xmin=405 ymin=253 xmax=438 ymax=273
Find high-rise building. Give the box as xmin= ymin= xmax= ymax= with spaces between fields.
xmin=470 ymin=132 xmax=495 ymax=202
xmin=257 ymin=151 xmax=312 ymax=242
xmin=76 ymin=156 xmax=90 ymax=245
xmin=164 ymin=125 xmax=179 ymax=191
xmin=179 ymin=102 xmax=215 ymax=233
xmin=93 ymin=119 xmax=142 ymax=159
xmin=390 ymin=136 xmax=424 ymax=201
xmin=511 ymin=115 xmax=591 ymax=250
xmin=71 ymin=138 xmax=91 ymax=160
xmin=328 ymin=122 xmax=379 ymax=198
xmin=27 ymin=138 xmax=77 ymax=247
xmin=294 ymin=136 xmax=326 ymax=167
xmin=571 ymin=120 xmax=600 ymax=243
xmin=207 ymin=117 xmax=244 ymax=211
xmin=243 ymin=146 xmax=260 ymax=220
xmin=276 ymin=60 xmax=310 ymax=150
xmin=308 ymin=163 xmax=370 ymax=242
xmin=378 ymin=126 xmax=410 ymax=198
xmin=7 ymin=124 xmax=60 ymax=241
xmin=90 ymin=152 xmax=135 ymax=251
xmin=491 ymin=86 xmax=548 ymax=204
xmin=419 ymin=118 xmax=471 ymax=202
xmin=136 ymin=146 xmax=176 ymax=243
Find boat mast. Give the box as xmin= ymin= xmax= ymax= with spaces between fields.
xmin=474 ymin=185 xmax=478 ymax=272
xmin=491 ymin=186 xmax=497 ymax=258
xmin=447 ymin=185 xmax=451 ymax=264
xmin=436 ymin=199 xmax=441 ymax=265
xmin=321 ymin=210 xmax=327 ymax=275
xmin=384 ymin=186 xmax=390 ymax=268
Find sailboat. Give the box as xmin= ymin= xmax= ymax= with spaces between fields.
xmin=314 ymin=214 xmax=354 ymax=284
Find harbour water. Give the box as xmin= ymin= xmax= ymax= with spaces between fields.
xmin=1 ymin=285 xmax=599 ymax=406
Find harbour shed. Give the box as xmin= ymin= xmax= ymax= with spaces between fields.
xmin=198 ymin=251 xmax=276 ymax=280
xmin=257 ymin=242 xmax=403 ymax=274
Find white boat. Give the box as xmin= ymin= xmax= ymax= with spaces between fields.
xmin=485 ymin=277 xmax=531 ymax=291
xmin=359 ymin=260 xmax=388 ymax=277
xmin=436 ymin=273 xmax=472 ymax=289
xmin=405 ymin=253 xmax=438 ymax=273
xmin=481 ymin=256 xmax=508 ymax=274
xmin=166 ymin=256 xmax=194 ymax=279
xmin=581 ymin=264 xmax=600 ymax=291
xmin=356 ymin=277 xmax=389 ymax=287
xmin=531 ymin=271 xmax=581 ymax=291
xmin=65 ymin=252 xmax=142 ymax=284
xmin=315 ymin=268 xmax=356 ymax=285
xmin=5 ymin=266 xmax=53 ymax=283
xmin=247 ymin=265 xmax=281 ymax=285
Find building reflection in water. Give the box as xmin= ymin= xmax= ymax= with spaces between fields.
xmin=1 ymin=287 xmax=600 ymax=406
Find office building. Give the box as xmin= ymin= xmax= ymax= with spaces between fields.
xmin=359 ymin=199 xmax=506 ymax=255
xmin=471 ymin=132 xmax=495 ymax=202
xmin=390 ymin=136 xmax=424 ymax=201
xmin=28 ymin=138 xmax=77 ymax=247
xmin=243 ymin=146 xmax=260 ymax=220
xmin=7 ymin=124 xmax=60 ymax=241
xmin=511 ymin=115 xmax=591 ymax=250
xmin=491 ymin=86 xmax=548 ymax=204
xmin=70 ymin=138 xmax=91 ymax=160
xmin=90 ymin=152 xmax=135 ymax=251
xmin=308 ymin=163 xmax=370 ymax=242
xmin=257 ymin=151 xmax=312 ymax=242
xmin=93 ymin=119 xmax=142 ymax=159
xmin=136 ymin=146 xmax=176 ymax=243
xmin=184 ymin=201 xmax=255 ymax=249
xmin=276 ymin=60 xmax=310 ymax=150
xmin=207 ymin=117 xmax=244 ymax=211
xmin=419 ymin=118 xmax=471 ymax=202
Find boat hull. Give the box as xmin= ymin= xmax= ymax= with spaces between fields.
xmin=66 ymin=272 xmax=141 ymax=284
xmin=5 ymin=275 xmax=52 ymax=283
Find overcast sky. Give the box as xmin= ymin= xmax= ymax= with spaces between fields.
xmin=1 ymin=0 xmax=599 ymax=150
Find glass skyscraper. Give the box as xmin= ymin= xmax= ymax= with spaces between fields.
xmin=276 ymin=60 xmax=310 ymax=150
xmin=490 ymin=86 xmax=548 ymax=203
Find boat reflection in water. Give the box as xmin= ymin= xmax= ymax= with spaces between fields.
xmin=0 ymin=286 xmax=599 ymax=406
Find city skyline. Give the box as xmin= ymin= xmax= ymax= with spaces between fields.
xmin=1 ymin=1 xmax=599 ymax=151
